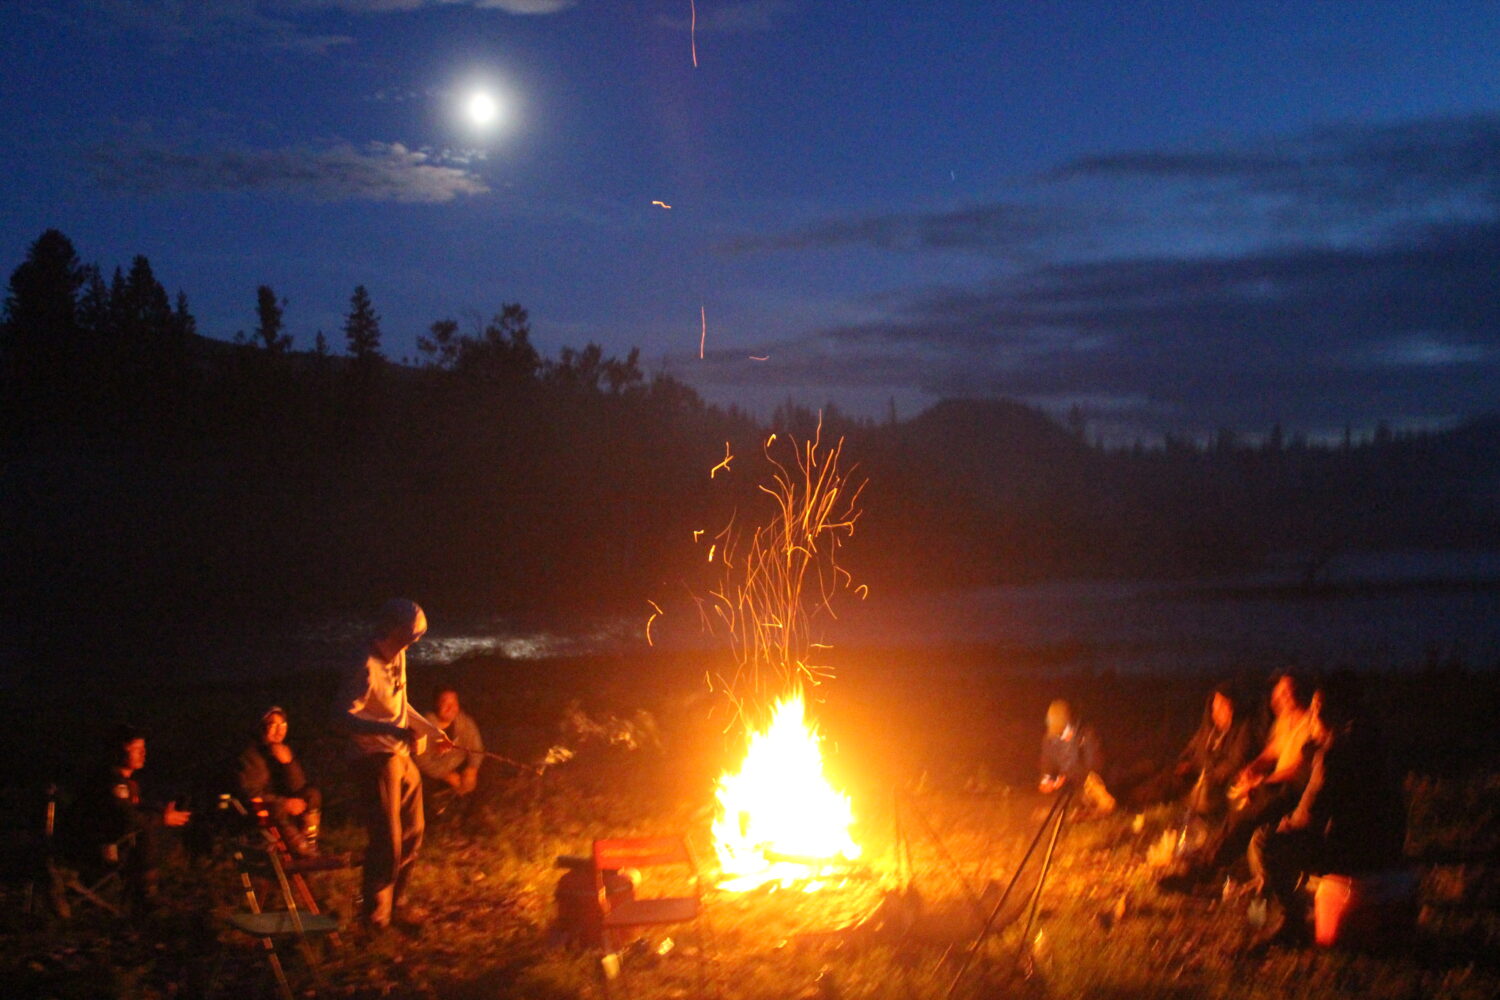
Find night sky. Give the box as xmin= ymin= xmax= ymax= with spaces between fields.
xmin=5 ymin=1 xmax=1498 ymax=441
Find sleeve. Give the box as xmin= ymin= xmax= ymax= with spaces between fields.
xmin=332 ymin=658 xmax=409 ymax=739
xmin=283 ymin=753 xmax=309 ymax=796
xmin=236 ymin=746 xmax=273 ymax=802
xmin=460 ymin=714 xmax=484 ymax=771
xmin=1210 ymin=723 xmax=1256 ymax=786
xmin=1294 ymin=741 xmax=1329 ymax=822
xmin=1039 ymin=737 xmax=1056 ymax=777
xmin=402 ymin=702 xmax=448 ymax=742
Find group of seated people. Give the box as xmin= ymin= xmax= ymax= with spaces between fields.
xmin=58 ymin=684 xmax=488 ymax=915
xmin=1039 ymin=671 xmax=1407 ymax=952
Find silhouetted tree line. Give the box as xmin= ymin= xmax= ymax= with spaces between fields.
xmin=3 ymin=229 xmax=1499 ymax=671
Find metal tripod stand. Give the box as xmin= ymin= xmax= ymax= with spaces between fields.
xmin=944 ymin=784 xmax=1075 ymax=998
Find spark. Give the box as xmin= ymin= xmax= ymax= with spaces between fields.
xmin=708 ymin=543 xmax=717 ymax=562
xmin=765 ymin=433 xmax=776 ymax=448
xmin=854 ymin=584 xmax=869 ymax=599
xmin=709 ymin=441 xmax=733 ymax=478
xmin=690 ymin=0 xmax=698 ymax=68
xmin=646 ymin=599 xmax=665 ymax=646
xmin=749 ymin=355 xmax=769 ymax=361
xmin=693 ymin=529 xmax=705 ymax=542
xmin=699 ymin=304 xmax=707 ymax=359
xmin=652 ymin=200 xmax=672 ymax=209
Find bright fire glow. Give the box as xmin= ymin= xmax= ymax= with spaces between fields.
xmin=713 ymin=691 xmax=860 ymax=891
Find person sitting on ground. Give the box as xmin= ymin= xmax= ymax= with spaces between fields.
xmin=1187 ymin=670 xmax=1315 ymax=879
xmin=415 ymin=685 xmax=485 ymax=819
xmin=1245 ymin=675 xmax=1407 ymax=953
xmin=1038 ymin=699 xmax=1116 ymax=814
xmin=236 ymin=706 xmax=322 ymax=856
xmin=1177 ymin=682 xmax=1259 ymax=820
xmin=1130 ymin=681 xmax=1259 ymax=813
xmin=62 ymin=725 xmax=191 ymax=914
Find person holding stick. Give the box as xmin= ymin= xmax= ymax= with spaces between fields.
xmin=416 ymin=685 xmax=485 ymax=822
xmin=333 ymin=598 xmax=454 ymax=934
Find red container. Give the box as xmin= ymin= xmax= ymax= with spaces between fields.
xmin=1313 ymin=870 xmax=1418 ymax=948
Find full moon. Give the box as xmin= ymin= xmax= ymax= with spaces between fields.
xmin=467 ymin=91 xmax=499 ymax=127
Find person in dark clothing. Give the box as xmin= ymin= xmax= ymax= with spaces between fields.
xmin=63 ymin=725 xmax=191 ymax=913
xmin=1038 ymin=699 xmax=1116 ymax=813
xmin=1178 ymin=684 xmax=1259 ymax=820
xmin=1133 ymin=682 xmax=1259 ymax=815
xmin=1245 ymin=676 xmax=1407 ymax=952
xmin=237 ymin=706 xmax=322 ymax=856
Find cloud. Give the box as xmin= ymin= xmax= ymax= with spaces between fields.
xmin=658 ymin=0 xmax=792 ymax=35
xmin=74 ymin=0 xmax=574 ymax=53
xmin=740 ymin=115 xmax=1500 ymax=266
xmin=722 ymin=202 xmax=1103 ymax=263
xmin=706 ymin=115 xmax=1500 ymax=438
xmin=291 ymin=0 xmax=577 ymax=12
xmin=85 ymin=140 xmax=490 ymax=203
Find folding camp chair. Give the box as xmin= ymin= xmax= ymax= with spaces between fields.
xmin=593 ymin=836 xmax=710 ymax=996
xmin=240 ymin=795 xmax=348 ymax=935
xmin=34 ymin=783 xmax=135 ymax=919
xmin=211 ymin=831 xmax=342 ymax=1000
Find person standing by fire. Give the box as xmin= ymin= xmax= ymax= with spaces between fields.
xmin=334 ymin=599 xmax=454 ymax=933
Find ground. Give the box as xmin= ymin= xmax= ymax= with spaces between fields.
xmin=1 ymin=650 xmax=1497 ymax=998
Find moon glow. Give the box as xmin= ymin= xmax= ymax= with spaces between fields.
xmin=467 ymin=91 xmax=499 ymax=127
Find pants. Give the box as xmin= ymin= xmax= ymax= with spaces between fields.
xmin=1205 ymin=782 xmax=1298 ymax=871
xmin=1249 ymin=826 xmax=1324 ymax=924
xmin=356 ymin=754 xmax=424 ymax=926
xmin=268 ymin=785 xmax=322 ymax=846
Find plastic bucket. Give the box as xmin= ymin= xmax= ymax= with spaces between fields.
xmin=1313 ymin=870 xmax=1418 ymax=948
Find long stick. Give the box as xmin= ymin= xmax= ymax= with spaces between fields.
xmin=447 ymin=744 xmax=544 ymax=775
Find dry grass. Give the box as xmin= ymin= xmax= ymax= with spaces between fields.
xmin=5 ymin=747 xmax=1498 ymax=1000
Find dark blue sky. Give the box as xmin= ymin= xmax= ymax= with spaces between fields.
xmin=5 ymin=1 xmax=1499 ymax=441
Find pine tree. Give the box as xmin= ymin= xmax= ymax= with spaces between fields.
xmin=253 ymin=285 xmax=291 ymax=353
xmin=343 ymin=284 xmax=382 ymax=371
xmin=76 ymin=265 xmax=112 ymax=342
xmin=171 ymin=291 xmax=197 ymax=343
xmin=2 ymin=229 xmax=85 ymax=399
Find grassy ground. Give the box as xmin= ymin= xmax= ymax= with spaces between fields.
xmin=1 ymin=649 xmax=1498 ymax=998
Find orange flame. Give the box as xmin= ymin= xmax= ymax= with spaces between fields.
xmin=713 ymin=690 xmax=859 ymax=891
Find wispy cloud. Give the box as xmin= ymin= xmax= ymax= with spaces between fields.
xmin=73 ymin=0 xmax=575 ymax=52
xmin=86 ymin=140 xmax=490 ymax=203
xmin=704 ymin=114 xmax=1500 ymax=438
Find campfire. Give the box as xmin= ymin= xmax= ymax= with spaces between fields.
xmin=672 ymin=418 xmax=867 ymax=891
xmin=713 ymin=689 xmax=860 ymax=892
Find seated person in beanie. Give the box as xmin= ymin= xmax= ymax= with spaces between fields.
xmin=1038 ymin=699 xmax=1116 ymax=814
xmin=415 ymin=685 xmax=484 ymax=813
xmin=62 ymin=725 xmax=191 ymax=913
xmin=236 ymin=706 xmax=322 ymax=856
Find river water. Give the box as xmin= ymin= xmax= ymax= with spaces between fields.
xmin=282 ymin=549 xmax=1500 ymax=678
